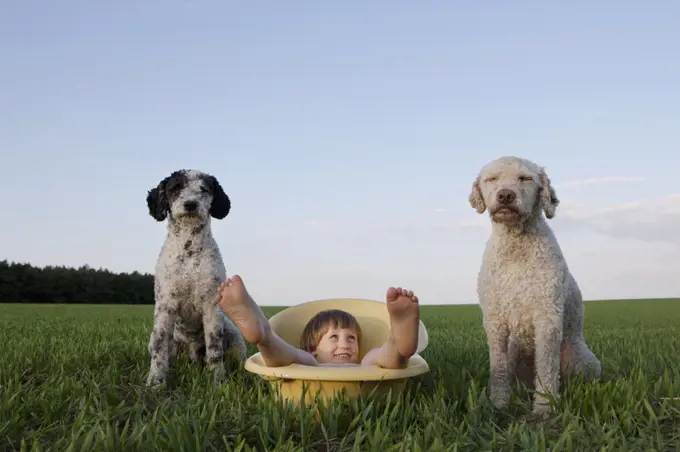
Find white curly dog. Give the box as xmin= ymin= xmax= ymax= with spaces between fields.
xmin=468 ymin=156 xmax=601 ymax=416
xmin=145 ymin=169 xmax=247 ymax=387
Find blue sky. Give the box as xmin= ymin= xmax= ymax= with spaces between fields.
xmin=1 ymin=1 xmax=679 ymax=305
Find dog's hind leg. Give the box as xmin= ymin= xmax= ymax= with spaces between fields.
xmin=222 ymin=315 xmax=247 ymax=364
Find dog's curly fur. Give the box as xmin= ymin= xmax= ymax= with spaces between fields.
xmin=145 ymin=169 xmax=246 ymax=386
xmin=468 ymin=156 xmax=601 ymax=416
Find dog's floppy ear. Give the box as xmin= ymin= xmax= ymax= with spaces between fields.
xmin=539 ymin=168 xmax=559 ymax=219
xmin=208 ymin=176 xmax=231 ymax=219
xmin=147 ymin=177 xmax=170 ymax=221
xmin=468 ymin=176 xmax=486 ymax=214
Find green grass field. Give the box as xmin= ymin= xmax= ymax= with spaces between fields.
xmin=1 ymin=299 xmax=679 ymax=451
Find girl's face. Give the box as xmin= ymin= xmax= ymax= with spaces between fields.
xmin=313 ymin=327 xmax=360 ymax=364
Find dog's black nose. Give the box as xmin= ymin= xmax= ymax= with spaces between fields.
xmin=496 ymin=189 xmax=516 ymax=205
xmin=184 ymin=201 xmax=198 ymax=211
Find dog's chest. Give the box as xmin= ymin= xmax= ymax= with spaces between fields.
xmin=479 ymin=236 xmax=565 ymax=321
xmin=158 ymin=233 xmax=224 ymax=277
xmin=156 ymin=236 xmax=225 ymax=321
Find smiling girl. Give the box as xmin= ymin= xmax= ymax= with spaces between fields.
xmin=216 ymin=275 xmax=420 ymax=369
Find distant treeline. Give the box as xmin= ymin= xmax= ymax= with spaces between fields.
xmin=0 ymin=260 xmax=154 ymax=304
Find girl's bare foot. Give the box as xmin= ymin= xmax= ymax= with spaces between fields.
xmin=385 ymin=287 xmax=420 ymax=357
xmin=216 ymin=274 xmax=319 ymax=368
xmin=216 ymin=275 xmax=269 ymax=345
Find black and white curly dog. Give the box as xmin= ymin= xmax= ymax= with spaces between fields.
xmin=145 ymin=169 xmax=246 ymax=386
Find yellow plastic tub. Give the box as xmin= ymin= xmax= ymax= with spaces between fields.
xmin=244 ymin=297 xmax=430 ymax=406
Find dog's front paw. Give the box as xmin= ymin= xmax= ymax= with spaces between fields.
xmin=526 ymin=401 xmax=555 ymax=422
xmin=532 ymin=392 xmax=558 ymax=417
xmin=488 ymin=374 xmax=511 ymax=410
xmin=146 ymin=371 xmax=165 ymax=388
xmin=489 ymin=389 xmax=510 ymax=410
xmin=210 ymin=363 xmax=227 ymax=386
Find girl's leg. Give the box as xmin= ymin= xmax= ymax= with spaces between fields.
xmin=257 ymin=330 xmax=319 ymax=367
xmin=216 ymin=275 xmax=318 ymax=367
xmin=361 ymin=287 xmax=421 ymax=369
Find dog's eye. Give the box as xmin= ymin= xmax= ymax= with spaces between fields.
xmin=518 ymin=175 xmax=533 ymax=182
xmin=200 ymin=186 xmax=209 ymax=193
xmin=484 ymin=176 xmax=498 ymax=182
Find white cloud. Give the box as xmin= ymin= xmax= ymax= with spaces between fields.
xmin=556 ymin=194 xmax=680 ymax=244
xmin=557 ymin=176 xmax=644 ymax=188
